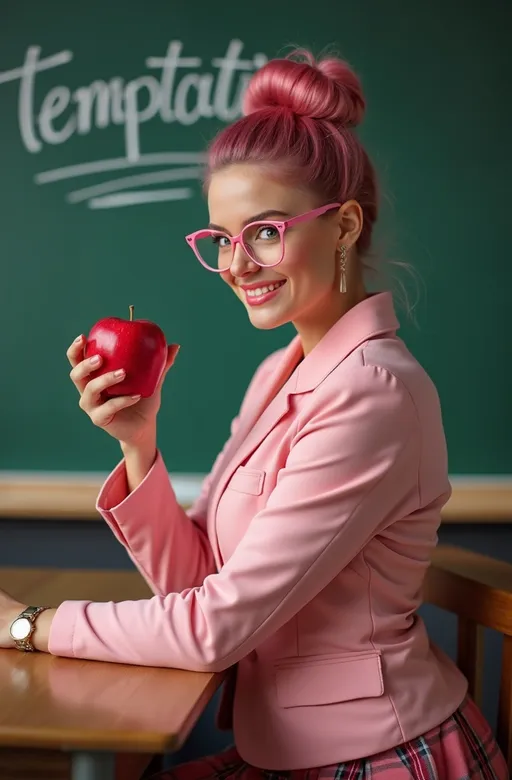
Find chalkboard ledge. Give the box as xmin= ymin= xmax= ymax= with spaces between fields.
xmin=0 ymin=472 xmax=511 ymax=523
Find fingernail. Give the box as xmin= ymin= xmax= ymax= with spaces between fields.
xmin=75 ymin=335 xmax=83 ymax=343
xmin=114 ymin=368 xmax=125 ymax=378
xmin=90 ymin=355 xmax=101 ymax=365
xmin=131 ymin=394 xmax=141 ymax=400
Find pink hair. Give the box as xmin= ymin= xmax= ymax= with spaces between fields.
xmin=206 ymin=50 xmax=378 ymax=255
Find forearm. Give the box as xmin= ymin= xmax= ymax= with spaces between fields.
xmin=120 ymin=428 xmax=158 ymax=494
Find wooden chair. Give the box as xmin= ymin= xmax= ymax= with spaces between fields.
xmin=425 ymin=545 xmax=512 ymax=771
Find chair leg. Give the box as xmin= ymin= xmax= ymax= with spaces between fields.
xmin=497 ymin=634 xmax=512 ymax=769
xmin=457 ymin=616 xmax=484 ymax=705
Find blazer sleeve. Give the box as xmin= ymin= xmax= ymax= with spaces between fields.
xmin=95 ymin=421 xmax=238 ymax=596
xmin=94 ymin=350 xmax=283 ymax=596
xmin=48 ymin=364 xmax=423 ymax=671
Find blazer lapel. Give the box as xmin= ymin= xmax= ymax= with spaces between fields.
xmin=207 ymin=336 xmax=303 ymax=567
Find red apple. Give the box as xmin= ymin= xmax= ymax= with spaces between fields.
xmin=84 ymin=305 xmax=168 ymax=398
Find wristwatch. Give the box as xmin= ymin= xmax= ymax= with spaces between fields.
xmin=9 ymin=605 xmax=50 ymax=652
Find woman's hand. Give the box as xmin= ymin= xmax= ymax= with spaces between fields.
xmin=67 ymin=336 xmax=180 ymax=448
xmin=0 ymin=589 xmax=27 ymax=650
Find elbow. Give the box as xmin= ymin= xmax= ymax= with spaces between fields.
xmin=158 ymin=655 xmax=233 ymax=674
xmin=176 ymin=635 xmax=245 ymax=674
xmin=201 ymin=656 xmax=234 ymax=674
xmin=186 ymin=647 xmax=238 ymax=674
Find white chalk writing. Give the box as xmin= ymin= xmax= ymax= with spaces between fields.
xmin=0 ymin=40 xmax=267 ymax=209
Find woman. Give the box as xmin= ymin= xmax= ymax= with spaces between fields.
xmin=0 ymin=50 xmax=507 ymax=778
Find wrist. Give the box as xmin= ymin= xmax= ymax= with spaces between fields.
xmin=120 ymin=427 xmax=156 ymax=456
xmin=31 ymin=608 xmax=58 ymax=653
xmin=120 ymin=429 xmax=158 ymax=493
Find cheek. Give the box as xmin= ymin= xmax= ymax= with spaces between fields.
xmin=220 ymin=271 xmax=244 ymax=302
xmin=282 ymin=235 xmax=334 ymax=285
xmin=282 ymin=234 xmax=313 ymax=269
xmin=220 ymin=270 xmax=236 ymax=289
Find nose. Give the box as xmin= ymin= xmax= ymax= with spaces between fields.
xmin=229 ymin=240 xmax=259 ymax=278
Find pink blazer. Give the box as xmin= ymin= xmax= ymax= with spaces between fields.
xmin=49 ymin=292 xmax=467 ymax=768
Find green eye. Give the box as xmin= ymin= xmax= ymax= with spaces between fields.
xmin=212 ymin=235 xmax=230 ymax=248
xmin=257 ymin=226 xmax=279 ymax=240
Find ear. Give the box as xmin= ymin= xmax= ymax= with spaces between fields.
xmin=335 ymin=200 xmax=363 ymax=250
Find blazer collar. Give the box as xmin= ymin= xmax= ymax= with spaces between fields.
xmin=222 ymin=291 xmax=400 ymax=470
xmin=291 ymin=291 xmax=399 ymax=393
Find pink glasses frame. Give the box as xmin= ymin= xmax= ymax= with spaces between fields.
xmin=185 ymin=202 xmax=341 ymax=272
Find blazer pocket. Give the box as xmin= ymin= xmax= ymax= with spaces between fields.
xmin=274 ymin=651 xmax=384 ymax=708
xmin=227 ymin=467 xmax=265 ymax=496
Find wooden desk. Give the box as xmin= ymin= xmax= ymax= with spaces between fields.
xmin=0 ymin=567 xmax=225 ymax=780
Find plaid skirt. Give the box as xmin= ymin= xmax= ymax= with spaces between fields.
xmin=148 ymin=697 xmax=508 ymax=780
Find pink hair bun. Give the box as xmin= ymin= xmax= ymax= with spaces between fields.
xmin=242 ymin=49 xmax=365 ymax=128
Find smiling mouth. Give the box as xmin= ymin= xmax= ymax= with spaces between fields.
xmin=242 ymin=279 xmax=287 ymax=307
xmin=245 ymin=280 xmax=287 ymax=298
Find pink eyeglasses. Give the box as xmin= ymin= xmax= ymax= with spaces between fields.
xmin=185 ymin=202 xmax=341 ymax=272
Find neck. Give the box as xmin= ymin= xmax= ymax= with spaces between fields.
xmin=294 ymin=282 xmax=368 ymax=357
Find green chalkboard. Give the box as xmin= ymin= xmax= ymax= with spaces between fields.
xmin=1 ymin=0 xmax=510 ymax=475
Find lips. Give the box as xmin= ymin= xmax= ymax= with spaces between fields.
xmin=243 ymin=279 xmax=287 ymax=307
xmin=244 ymin=280 xmax=286 ymax=298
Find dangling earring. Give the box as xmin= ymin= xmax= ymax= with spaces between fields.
xmin=338 ymin=245 xmax=347 ymax=293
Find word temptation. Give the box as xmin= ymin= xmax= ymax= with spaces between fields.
xmin=0 ymin=40 xmax=268 ymax=162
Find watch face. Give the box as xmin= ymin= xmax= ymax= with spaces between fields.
xmin=11 ymin=617 xmax=31 ymax=641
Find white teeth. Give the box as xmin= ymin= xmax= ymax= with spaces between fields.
xmin=246 ymin=281 xmax=285 ymax=297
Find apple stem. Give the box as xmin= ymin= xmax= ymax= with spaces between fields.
xmin=129 ymin=305 xmax=134 ymax=322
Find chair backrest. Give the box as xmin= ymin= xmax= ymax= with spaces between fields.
xmin=425 ymin=545 xmax=512 ymax=770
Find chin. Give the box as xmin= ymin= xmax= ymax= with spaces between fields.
xmin=246 ymin=307 xmax=291 ymax=331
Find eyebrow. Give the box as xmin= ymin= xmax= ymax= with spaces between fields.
xmin=208 ymin=210 xmax=291 ymax=233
